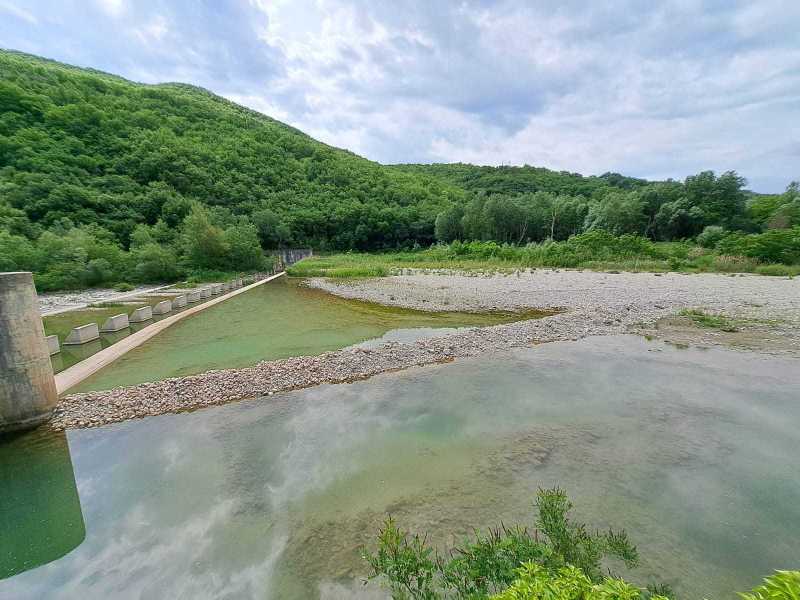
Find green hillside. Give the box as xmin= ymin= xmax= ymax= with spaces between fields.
xmin=0 ymin=49 xmax=458 ymax=252
xmin=390 ymin=163 xmax=649 ymax=198
xmin=1 ymin=49 xmax=798 ymax=290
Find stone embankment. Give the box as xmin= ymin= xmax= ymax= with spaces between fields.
xmin=52 ymin=270 xmax=800 ymax=430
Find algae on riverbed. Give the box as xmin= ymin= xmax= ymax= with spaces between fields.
xmin=71 ymin=277 xmax=549 ymax=393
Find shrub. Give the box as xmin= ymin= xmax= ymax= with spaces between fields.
xmin=490 ymin=563 xmax=659 ymax=600
xmin=739 ymin=570 xmax=800 ymax=600
xmin=131 ymin=243 xmax=181 ymax=282
xmin=696 ymin=225 xmax=726 ymax=248
xmin=712 ymin=255 xmax=758 ymax=273
xmin=363 ymin=488 xmax=640 ymax=599
xmin=85 ymin=258 xmax=114 ymax=286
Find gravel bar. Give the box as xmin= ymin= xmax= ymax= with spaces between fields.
xmin=52 ymin=270 xmax=800 ymax=430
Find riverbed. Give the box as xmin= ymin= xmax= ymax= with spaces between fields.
xmin=69 ymin=277 xmax=548 ymax=393
xmin=2 ymin=336 xmax=798 ymax=598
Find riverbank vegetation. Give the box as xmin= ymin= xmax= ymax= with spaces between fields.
xmin=364 ymin=488 xmax=799 ymax=600
xmin=287 ymin=232 xmax=800 ymax=278
xmin=2 ymin=50 xmax=798 ymax=290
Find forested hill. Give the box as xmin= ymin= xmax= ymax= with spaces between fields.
xmin=2 ymin=50 xmax=798 ymax=290
xmin=0 ymin=49 xmax=461 ymax=250
xmin=390 ymin=163 xmax=649 ymax=198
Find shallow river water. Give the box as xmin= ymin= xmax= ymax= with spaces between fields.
xmin=1 ymin=335 xmax=798 ymax=598
xmin=71 ymin=277 xmax=544 ymax=392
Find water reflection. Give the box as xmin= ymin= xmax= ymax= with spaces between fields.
xmin=0 ymin=336 xmax=798 ymax=599
xmin=0 ymin=428 xmax=85 ymax=579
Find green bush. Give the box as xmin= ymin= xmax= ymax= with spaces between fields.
xmin=363 ymin=488 xmax=640 ymax=599
xmin=490 ymin=563 xmax=661 ymax=600
xmin=696 ymin=225 xmax=726 ymax=248
xmin=739 ymin=570 xmax=800 ymax=600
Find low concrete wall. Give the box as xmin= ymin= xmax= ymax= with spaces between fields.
xmin=1 ymin=272 xmax=58 ymax=433
xmin=187 ymin=290 xmax=201 ymax=303
xmin=273 ymin=248 xmax=313 ymax=268
xmin=46 ymin=335 xmax=60 ymax=356
xmin=64 ymin=323 xmax=100 ymax=345
xmin=172 ymin=295 xmax=187 ymax=308
xmin=100 ymin=313 xmax=129 ymax=333
xmin=129 ymin=306 xmax=152 ymax=323
xmin=152 ymin=300 xmax=172 ymax=315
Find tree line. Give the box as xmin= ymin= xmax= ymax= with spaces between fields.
xmin=1 ymin=50 xmax=798 ymax=290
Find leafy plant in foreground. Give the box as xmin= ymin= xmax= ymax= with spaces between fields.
xmin=363 ymin=488 xmax=641 ymax=599
xmin=739 ymin=571 xmax=800 ymax=600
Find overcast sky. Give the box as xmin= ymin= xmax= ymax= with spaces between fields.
xmin=1 ymin=0 xmax=798 ymax=192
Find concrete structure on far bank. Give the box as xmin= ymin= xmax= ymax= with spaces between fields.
xmin=0 ymin=272 xmax=58 ymax=433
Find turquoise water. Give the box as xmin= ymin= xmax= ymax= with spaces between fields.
xmin=72 ymin=277 xmax=546 ymax=392
xmin=1 ymin=336 xmax=798 ymax=598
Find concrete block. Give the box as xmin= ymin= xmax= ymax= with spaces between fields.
xmin=46 ymin=335 xmax=60 ymax=355
xmin=152 ymin=300 xmax=172 ymax=315
xmin=100 ymin=313 xmax=129 ymax=332
xmin=187 ymin=290 xmax=201 ymax=303
xmin=64 ymin=323 xmax=100 ymax=345
xmin=172 ymin=294 xmax=187 ymax=308
xmin=211 ymin=284 xmax=222 ymax=295
xmin=129 ymin=306 xmax=153 ymax=323
xmin=199 ymin=287 xmax=212 ymax=299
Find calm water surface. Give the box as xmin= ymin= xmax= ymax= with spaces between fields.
xmin=1 ymin=336 xmax=798 ymax=598
xmin=72 ymin=277 xmax=544 ymax=392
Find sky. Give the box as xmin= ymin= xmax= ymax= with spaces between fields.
xmin=1 ymin=0 xmax=798 ymax=192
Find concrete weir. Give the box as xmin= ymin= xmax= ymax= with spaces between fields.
xmin=55 ymin=273 xmax=285 ymax=395
xmin=64 ymin=323 xmax=100 ymax=345
xmin=152 ymin=300 xmax=172 ymax=315
xmin=100 ymin=313 xmax=129 ymax=333
xmin=129 ymin=306 xmax=152 ymax=323
xmin=46 ymin=335 xmax=60 ymax=356
xmin=0 ymin=272 xmax=59 ymax=433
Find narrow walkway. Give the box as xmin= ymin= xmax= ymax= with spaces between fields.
xmin=55 ymin=272 xmax=285 ymax=395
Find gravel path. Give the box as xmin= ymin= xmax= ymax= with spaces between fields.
xmin=52 ymin=270 xmax=800 ymax=430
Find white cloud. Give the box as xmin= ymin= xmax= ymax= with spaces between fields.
xmin=94 ymin=0 xmax=125 ymax=18
xmin=0 ymin=0 xmax=38 ymax=24
xmin=2 ymin=0 xmax=798 ymax=191
xmin=132 ymin=14 xmax=168 ymax=43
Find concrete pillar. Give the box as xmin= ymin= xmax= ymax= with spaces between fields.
xmin=0 ymin=272 xmax=58 ymax=433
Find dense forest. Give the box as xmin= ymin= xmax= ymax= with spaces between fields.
xmin=1 ymin=50 xmax=798 ymax=290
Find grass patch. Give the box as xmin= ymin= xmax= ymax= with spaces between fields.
xmin=679 ymin=309 xmax=739 ymax=332
xmin=755 ymin=263 xmax=800 ymax=277
xmin=286 ymin=237 xmax=799 ymax=279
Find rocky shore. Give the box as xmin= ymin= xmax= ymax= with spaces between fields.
xmin=52 ymin=270 xmax=800 ymax=430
